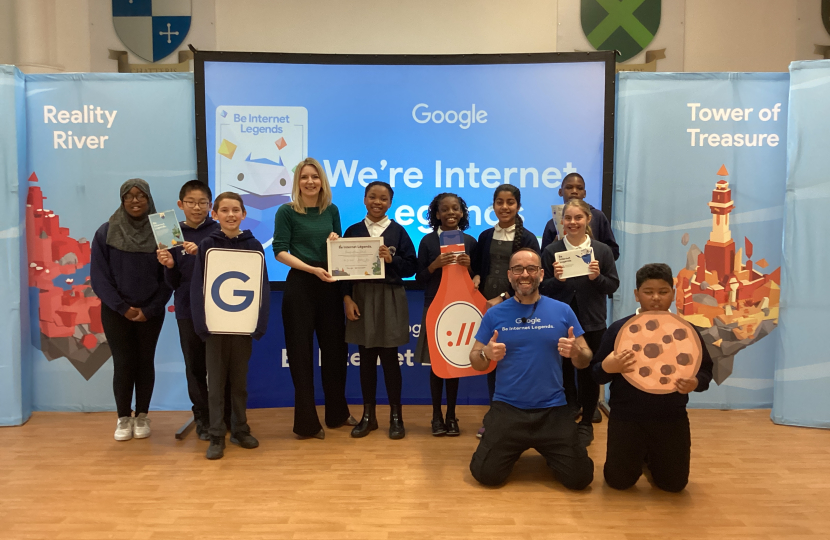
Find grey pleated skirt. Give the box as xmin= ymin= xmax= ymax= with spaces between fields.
xmin=345 ymin=282 xmax=410 ymax=348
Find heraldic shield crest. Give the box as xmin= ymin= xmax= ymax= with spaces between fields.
xmin=581 ymin=0 xmax=661 ymax=63
xmin=112 ymin=0 xmax=192 ymax=62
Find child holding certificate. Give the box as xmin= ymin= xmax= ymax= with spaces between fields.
xmin=343 ymin=182 xmax=418 ymax=439
xmin=540 ymin=199 xmax=619 ymax=447
xmin=191 ymin=192 xmax=270 ymax=460
xmin=415 ymin=193 xmax=477 ymax=436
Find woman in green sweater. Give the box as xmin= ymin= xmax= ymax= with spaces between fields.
xmin=273 ymin=157 xmax=355 ymax=439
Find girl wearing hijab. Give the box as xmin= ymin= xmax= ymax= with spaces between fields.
xmin=91 ymin=179 xmax=172 ymax=441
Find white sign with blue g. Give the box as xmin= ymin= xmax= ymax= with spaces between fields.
xmin=203 ymin=248 xmax=264 ymax=334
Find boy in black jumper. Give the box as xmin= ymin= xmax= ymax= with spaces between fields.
xmin=191 ymin=192 xmax=270 ymax=460
xmin=157 ymin=181 xmax=221 ymax=440
xmin=591 ymin=263 xmax=713 ymax=492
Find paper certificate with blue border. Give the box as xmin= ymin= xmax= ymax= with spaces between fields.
xmin=327 ymin=237 xmax=385 ymax=280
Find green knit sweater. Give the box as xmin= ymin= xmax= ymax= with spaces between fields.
xmin=272 ymin=203 xmax=342 ymax=264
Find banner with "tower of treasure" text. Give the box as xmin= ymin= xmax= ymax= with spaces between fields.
xmin=612 ymin=72 xmax=789 ymax=409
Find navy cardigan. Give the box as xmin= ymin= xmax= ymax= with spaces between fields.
xmin=341 ymin=220 xmax=418 ymax=296
xmin=471 ymin=227 xmax=540 ymax=284
xmin=540 ymin=238 xmax=619 ymax=332
xmin=90 ymin=222 xmax=172 ymax=318
xmin=416 ymin=230 xmax=477 ymax=304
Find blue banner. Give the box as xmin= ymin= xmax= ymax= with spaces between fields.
xmin=614 ymin=72 xmax=789 ymax=409
xmin=772 ymin=60 xmax=830 ymax=429
xmin=24 ymin=73 xmax=196 ymax=412
xmin=202 ymin=60 xmax=609 ymax=281
xmin=0 ymin=66 xmax=32 ymax=426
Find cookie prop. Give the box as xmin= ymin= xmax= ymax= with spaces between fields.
xmin=614 ymin=312 xmax=702 ymax=394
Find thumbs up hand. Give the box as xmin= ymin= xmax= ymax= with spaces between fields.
xmin=558 ymin=326 xmax=578 ymax=359
xmin=485 ymin=330 xmax=507 ymax=362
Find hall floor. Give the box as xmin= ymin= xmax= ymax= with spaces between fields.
xmin=1 ymin=407 xmax=828 ymax=540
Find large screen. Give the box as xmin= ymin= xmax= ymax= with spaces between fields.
xmin=195 ymin=52 xmax=614 ymax=282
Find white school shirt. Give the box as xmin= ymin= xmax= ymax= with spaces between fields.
xmin=364 ymin=216 xmax=391 ymax=238
xmin=493 ymin=223 xmax=516 ymax=242
xmin=563 ymin=235 xmax=591 ymax=251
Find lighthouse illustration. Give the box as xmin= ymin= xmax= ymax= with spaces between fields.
xmin=675 ymin=165 xmax=781 ymax=384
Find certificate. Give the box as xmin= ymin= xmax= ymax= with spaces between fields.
xmin=555 ymin=247 xmax=594 ymax=279
xmin=149 ymin=209 xmax=184 ymax=250
xmin=550 ymin=204 xmax=565 ymax=240
xmin=327 ymin=237 xmax=385 ymax=281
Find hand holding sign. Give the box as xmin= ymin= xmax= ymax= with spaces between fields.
xmin=485 ymin=330 xmax=506 ymax=362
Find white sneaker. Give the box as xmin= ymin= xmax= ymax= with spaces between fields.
xmin=114 ymin=417 xmax=133 ymax=441
xmin=133 ymin=413 xmax=151 ymax=439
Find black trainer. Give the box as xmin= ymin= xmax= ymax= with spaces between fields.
xmin=230 ymin=432 xmax=259 ymax=449
xmin=431 ymin=418 xmax=447 ymax=436
xmin=206 ymin=436 xmax=225 ymax=460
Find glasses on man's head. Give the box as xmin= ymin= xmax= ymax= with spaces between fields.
xmin=123 ymin=192 xmax=148 ymax=202
xmin=182 ymin=200 xmax=210 ymax=208
xmin=509 ymin=265 xmax=541 ymax=276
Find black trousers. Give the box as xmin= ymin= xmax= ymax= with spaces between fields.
xmin=358 ymin=346 xmax=402 ymax=405
xmin=562 ymin=328 xmax=605 ymax=424
xmin=282 ymin=268 xmax=350 ymax=436
xmin=100 ymin=303 xmax=165 ymax=418
xmin=603 ymin=415 xmax=691 ymax=493
xmin=205 ymin=334 xmax=252 ymax=438
xmin=470 ymin=401 xmax=594 ymax=489
xmin=177 ymin=318 xmax=233 ymax=430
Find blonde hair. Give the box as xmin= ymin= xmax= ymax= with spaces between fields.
xmin=562 ymin=199 xmax=593 ymax=238
xmin=289 ymin=157 xmax=332 ymax=214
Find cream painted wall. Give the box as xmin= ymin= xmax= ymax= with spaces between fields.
xmin=1 ymin=0 xmax=830 ymax=73
xmin=214 ymin=0 xmax=558 ymax=54
xmin=685 ymin=0 xmax=799 ymax=72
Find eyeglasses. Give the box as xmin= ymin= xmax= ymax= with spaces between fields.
xmin=123 ymin=193 xmax=148 ymax=202
xmin=182 ymin=200 xmax=210 ymax=208
xmin=509 ymin=265 xmax=541 ymax=276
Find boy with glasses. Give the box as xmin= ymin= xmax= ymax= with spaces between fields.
xmin=156 ymin=181 xmax=221 ymax=440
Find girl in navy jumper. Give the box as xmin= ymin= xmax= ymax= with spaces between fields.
xmin=191 ymin=192 xmax=270 ymax=460
xmin=90 ymin=178 xmax=172 ymax=442
xmin=415 ymin=193 xmax=477 ymax=436
xmin=540 ymin=199 xmax=619 ymax=447
xmin=343 ymin=182 xmax=418 ymax=439
xmin=471 ymin=185 xmax=540 ymax=437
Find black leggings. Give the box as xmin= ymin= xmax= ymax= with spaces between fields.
xmin=358 ymin=346 xmax=402 ymax=405
xmin=100 ymin=303 xmax=164 ymax=418
xmin=430 ymin=371 xmax=459 ymax=419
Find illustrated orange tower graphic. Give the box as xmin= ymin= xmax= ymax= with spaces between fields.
xmin=675 ymin=165 xmax=781 ymax=384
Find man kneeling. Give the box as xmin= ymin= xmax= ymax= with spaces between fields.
xmin=469 ymin=248 xmax=594 ymax=489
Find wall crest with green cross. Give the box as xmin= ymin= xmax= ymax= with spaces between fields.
xmin=581 ymin=0 xmax=661 ymax=63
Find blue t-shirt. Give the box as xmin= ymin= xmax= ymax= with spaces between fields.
xmin=475 ymin=296 xmax=584 ymax=409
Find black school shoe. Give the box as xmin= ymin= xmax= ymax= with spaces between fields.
xmin=431 ymin=418 xmax=447 ymax=436
xmin=195 ymin=420 xmax=211 ymax=441
xmin=445 ymin=416 xmax=460 ymax=437
xmin=230 ymin=432 xmax=259 ymax=449
xmin=577 ymin=424 xmax=594 ymax=447
xmin=206 ymin=436 xmax=225 ymax=460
